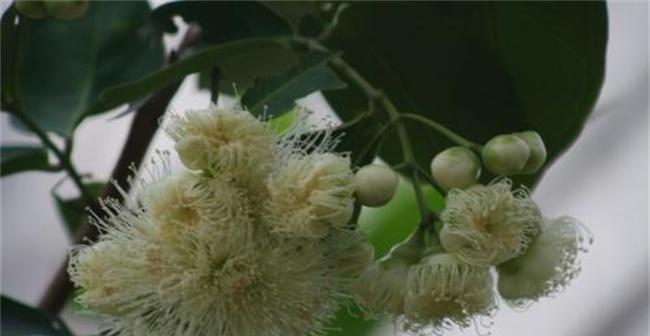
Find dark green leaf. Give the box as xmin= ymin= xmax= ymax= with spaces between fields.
xmin=242 ymin=51 xmax=346 ymax=117
xmin=260 ymin=1 xmax=321 ymax=31
xmin=1 ymin=295 xmax=72 ymax=336
xmin=1 ymin=145 xmax=50 ymax=177
xmin=10 ymin=0 xmax=164 ymax=136
xmin=324 ymin=2 xmax=607 ymax=188
xmin=53 ymin=181 xmax=105 ymax=234
xmin=101 ymin=38 xmax=297 ymax=107
xmin=151 ymin=1 xmax=290 ymax=45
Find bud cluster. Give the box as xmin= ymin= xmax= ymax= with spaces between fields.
xmin=68 ymin=104 xmax=374 ymax=336
xmin=430 ymin=131 xmax=548 ymax=191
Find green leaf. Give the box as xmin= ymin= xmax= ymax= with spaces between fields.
xmin=260 ymin=1 xmax=321 ymax=31
xmin=1 ymin=295 xmax=72 ymax=336
xmin=101 ymin=38 xmax=297 ymax=107
xmin=324 ymin=2 xmax=607 ymax=187
xmin=52 ymin=181 xmax=105 ymax=234
xmin=9 ymin=0 xmax=164 ymax=136
xmin=1 ymin=145 xmax=50 ymax=177
xmin=242 ymin=51 xmax=346 ymax=117
xmin=151 ymin=1 xmax=290 ymax=45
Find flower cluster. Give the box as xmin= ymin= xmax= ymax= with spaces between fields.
xmin=68 ymin=104 xmax=374 ymax=336
xmin=353 ymin=178 xmax=591 ymax=333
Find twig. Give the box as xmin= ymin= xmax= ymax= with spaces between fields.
xmin=38 ymin=27 xmax=200 ymax=314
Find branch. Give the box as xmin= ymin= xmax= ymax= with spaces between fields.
xmin=37 ymin=27 xmax=201 ymax=314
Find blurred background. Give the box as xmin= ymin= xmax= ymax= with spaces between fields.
xmin=1 ymin=1 xmax=647 ymax=336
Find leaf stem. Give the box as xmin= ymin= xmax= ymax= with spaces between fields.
xmin=12 ymin=111 xmax=93 ymax=204
xmin=400 ymin=113 xmax=482 ymax=152
xmin=296 ymin=37 xmax=434 ymax=224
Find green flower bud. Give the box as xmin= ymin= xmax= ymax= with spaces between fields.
xmin=354 ymin=164 xmax=398 ymax=207
xmin=14 ymin=0 xmax=48 ymax=19
xmin=430 ymin=146 xmax=481 ymax=191
xmin=514 ymin=131 xmax=547 ymax=174
xmin=482 ymin=134 xmax=530 ymax=176
xmin=44 ymin=0 xmax=89 ymax=20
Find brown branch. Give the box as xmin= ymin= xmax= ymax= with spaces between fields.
xmin=38 ymin=26 xmax=201 ymax=314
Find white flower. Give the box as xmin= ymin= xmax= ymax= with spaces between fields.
xmin=353 ymin=239 xmax=422 ymax=315
xmin=141 ymin=171 xmax=254 ymax=243
xmin=402 ymin=253 xmax=495 ymax=331
xmin=264 ymin=152 xmax=355 ymax=238
xmin=165 ymin=104 xmax=276 ymax=176
xmin=440 ymin=179 xmax=542 ymax=265
xmin=497 ymin=216 xmax=591 ymax=306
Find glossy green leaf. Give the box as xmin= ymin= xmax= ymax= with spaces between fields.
xmin=101 ymin=38 xmax=297 ymax=107
xmin=324 ymin=2 xmax=607 ymax=188
xmin=1 ymin=295 xmax=72 ymax=336
xmin=1 ymin=145 xmax=50 ymax=177
xmin=52 ymin=181 xmax=105 ymax=234
xmin=9 ymin=0 xmax=164 ymax=136
xmin=242 ymin=51 xmax=346 ymax=117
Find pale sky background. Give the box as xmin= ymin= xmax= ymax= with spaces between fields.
xmin=1 ymin=2 xmax=648 ymax=336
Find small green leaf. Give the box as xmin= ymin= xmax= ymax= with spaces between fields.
xmin=1 ymin=145 xmax=50 ymax=177
xmin=100 ymin=38 xmax=296 ymax=108
xmin=242 ymin=51 xmax=346 ymax=117
xmin=1 ymin=295 xmax=73 ymax=336
xmin=9 ymin=1 xmax=164 ymax=136
xmin=53 ymin=181 xmax=105 ymax=234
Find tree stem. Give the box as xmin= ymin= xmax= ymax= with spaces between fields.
xmin=37 ymin=27 xmax=201 ymax=314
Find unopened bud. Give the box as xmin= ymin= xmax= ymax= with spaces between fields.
xmin=482 ymin=135 xmax=530 ymax=176
xmin=15 ymin=0 xmax=48 ymax=19
xmin=430 ymin=146 xmax=481 ymax=191
xmin=44 ymin=0 xmax=89 ymax=20
xmin=354 ymin=165 xmax=398 ymax=207
xmin=514 ymin=131 xmax=547 ymax=174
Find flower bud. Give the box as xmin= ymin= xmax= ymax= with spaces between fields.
xmin=44 ymin=0 xmax=88 ymax=20
xmin=430 ymin=146 xmax=481 ymax=191
xmin=354 ymin=165 xmax=398 ymax=207
xmin=514 ymin=131 xmax=547 ymax=174
xmin=15 ymin=0 xmax=48 ymax=19
xmin=482 ymin=134 xmax=530 ymax=176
